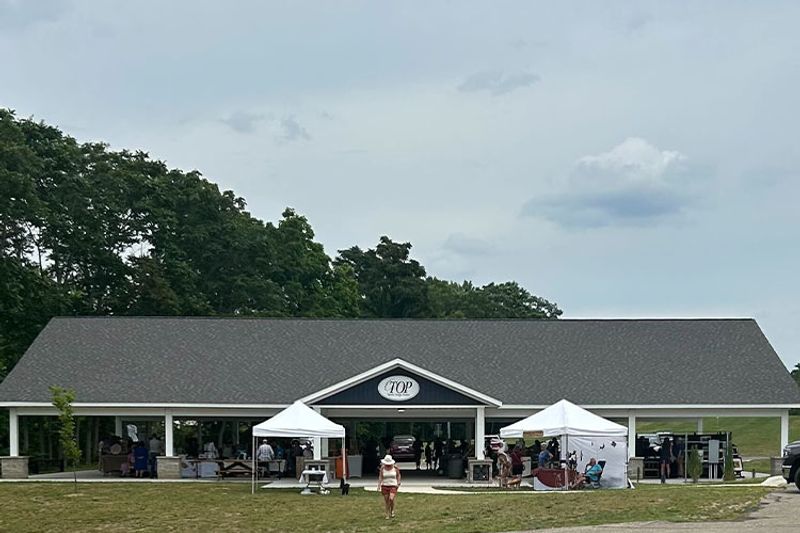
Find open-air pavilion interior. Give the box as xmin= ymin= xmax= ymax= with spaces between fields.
xmin=1 ymin=317 xmax=799 ymax=484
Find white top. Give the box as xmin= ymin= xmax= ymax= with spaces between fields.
xmin=380 ymin=466 xmax=399 ymax=487
xmin=500 ymin=399 xmax=628 ymax=438
xmin=257 ymin=443 xmax=275 ymax=461
xmin=253 ymin=401 xmax=345 ymax=438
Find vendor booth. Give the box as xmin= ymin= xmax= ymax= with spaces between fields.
xmin=500 ymin=399 xmax=628 ymax=490
xmin=251 ymin=401 xmax=346 ymax=494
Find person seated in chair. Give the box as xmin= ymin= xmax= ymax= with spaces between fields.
xmin=572 ymin=458 xmax=602 ymax=489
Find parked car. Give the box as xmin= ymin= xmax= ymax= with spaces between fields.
xmin=781 ymin=440 xmax=800 ymax=489
xmin=389 ymin=435 xmax=416 ymax=462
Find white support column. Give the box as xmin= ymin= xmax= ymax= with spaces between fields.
xmin=9 ymin=408 xmax=19 ymax=457
xmin=312 ymin=406 xmax=322 ymax=460
xmin=164 ymin=410 xmax=174 ymax=456
xmin=114 ymin=416 xmax=123 ymax=437
xmin=780 ymin=410 xmax=790 ymax=456
xmin=475 ymin=406 xmax=486 ymax=459
xmin=696 ymin=418 xmax=703 ymax=433
xmin=627 ymin=412 xmax=636 ymax=459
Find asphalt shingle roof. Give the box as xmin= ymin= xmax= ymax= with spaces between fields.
xmin=0 ymin=317 xmax=798 ymax=406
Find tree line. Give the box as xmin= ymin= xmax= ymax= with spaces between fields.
xmin=0 ymin=108 xmax=561 ymax=379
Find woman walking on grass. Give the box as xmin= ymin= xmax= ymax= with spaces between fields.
xmin=378 ymin=454 xmax=401 ymax=519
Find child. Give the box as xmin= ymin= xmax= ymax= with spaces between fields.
xmin=424 ymin=443 xmax=432 ymax=470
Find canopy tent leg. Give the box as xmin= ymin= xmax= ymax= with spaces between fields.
xmin=563 ymin=434 xmax=568 ymax=490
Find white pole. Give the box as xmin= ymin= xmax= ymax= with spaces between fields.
xmin=475 ymin=407 xmax=486 ymax=460
xmin=627 ymin=412 xmax=636 ymax=460
xmin=342 ymin=437 xmax=347 ymax=480
xmin=164 ymin=410 xmax=174 ymax=457
xmin=9 ymin=408 xmax=19 ymax=457
xmin=114 ymin=416 xmax=123 ymax=437
xmin=563 ymin=434 xmax=568 ymax=490
xmin=696 ymin=418 xmax=703 ymax=433
xmin=251 ymin=434 xmax=256 ymax=495
xmin=780 ymin=411 xmax=789 ymax=457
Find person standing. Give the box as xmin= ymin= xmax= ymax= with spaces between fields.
xmin=424 ymin=443 xmax=432 ymax=470
xmin=148 ymin=434 xmax=163 ymax=478
xmin=659 ymin=437 xmax=672 ymax=483
xmin=378 ymin=455 xmax=401 ymax=519
xmin=413 ymin=437 xmax=422 ymax=470
xmin=257 ymin=439 xmax=275 ymax=478
xmin=510 ymin=445 xmax=524 ymax=478
xmin=133 ymin=442 xmax=149 ymax=478
xmin=674 ymin=437 xmax=685 ymax=478
xmin=537 ymin=443 xmax=552 ymax=469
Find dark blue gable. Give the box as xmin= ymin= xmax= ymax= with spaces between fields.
xmin=314 ymin=369 xmax=485 ymax=406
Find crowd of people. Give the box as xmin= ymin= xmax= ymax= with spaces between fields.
xmin=99 ymin=434 xmax=163 ymax=478
xmin=487 ymin=437 xmax=605 ymax=490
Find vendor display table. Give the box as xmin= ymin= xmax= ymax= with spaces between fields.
xmin=532 ymin=467 xmax=578 ymax=490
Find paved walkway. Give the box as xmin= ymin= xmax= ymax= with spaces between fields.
xmin=513 ymin=486 xmax=799 ymax=533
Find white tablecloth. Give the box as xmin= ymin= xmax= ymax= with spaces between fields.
xmin=300 ymin=469 xmax=329 ymax=486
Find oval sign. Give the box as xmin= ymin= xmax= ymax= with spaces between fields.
xmin=378 ymin=375 xmax=420 ymax=402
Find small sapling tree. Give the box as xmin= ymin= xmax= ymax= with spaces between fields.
xmin=50 ymin=386 xmax=82 ymax=487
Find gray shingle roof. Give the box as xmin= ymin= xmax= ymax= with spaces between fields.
xmin=1 ymin=317 xmax=798 ymax=406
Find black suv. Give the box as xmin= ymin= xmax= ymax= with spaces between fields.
xmin=781 ymin=440 xmax=800 ymax=489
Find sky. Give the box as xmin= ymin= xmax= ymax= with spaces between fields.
xmin=1 ymin=0 xmax=799 ymax=369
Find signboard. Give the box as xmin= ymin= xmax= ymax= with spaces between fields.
xmin=377 ymin=375 xmax=420 ymax=402
xmin=708 ymin=439 xmax=720 ymax=464
xmin=523 ymin=431 xmax=544 ymax=439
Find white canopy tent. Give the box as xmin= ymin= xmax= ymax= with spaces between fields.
xmin=250 ymin=401 xmax=346 ymax=493
xmin=500 ymin=399 xmax=628 ymax=489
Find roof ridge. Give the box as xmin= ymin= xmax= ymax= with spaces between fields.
xmin=50 ymin=316 xmax=757 ymax=322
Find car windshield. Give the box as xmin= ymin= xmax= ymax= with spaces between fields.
xmin=393 ymin=436 xmax=414 ymax=445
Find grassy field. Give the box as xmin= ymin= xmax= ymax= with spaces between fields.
xmin=0 ymin=483 xmax=772 ymax=533
xmin=637 ymin=415 xmax=800 ymax=461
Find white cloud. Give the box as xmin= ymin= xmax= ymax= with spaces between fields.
xmin=523 ymin=138 xmax=691 ymax=227
xmin=576 ymin=137 xmax=685 ymax=186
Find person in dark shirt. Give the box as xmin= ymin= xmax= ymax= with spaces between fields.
xmin=547 ymin=437 xmax=560 ymax=461
xmin=659 ymin=437 xmax=672 ymax=483
xmin=510 ymin=446 xmax=524 ymax=477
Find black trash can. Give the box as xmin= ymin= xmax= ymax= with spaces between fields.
xmin=447 ymin=454 xmax=464 ymax=479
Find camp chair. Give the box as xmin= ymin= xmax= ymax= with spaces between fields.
xmin=589 ymin=461 xmax=606 ymax=489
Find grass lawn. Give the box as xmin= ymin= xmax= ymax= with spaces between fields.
xmin=637 ymin=415 xmax=800 ymax=462
xmin=0 ymin=483 xmax=772 ymax=533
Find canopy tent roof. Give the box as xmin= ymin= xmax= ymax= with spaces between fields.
xmin=252 ymin=400 xmax=345 ymax=438
xmin=500 ymin=399 xmax=628 ymax=438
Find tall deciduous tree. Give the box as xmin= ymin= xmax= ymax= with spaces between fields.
xmin=336 ymin=237 xmax=430 ymax=317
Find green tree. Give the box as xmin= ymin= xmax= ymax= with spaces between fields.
xmin=50 ymin=386 xmax=82 ymax=486
xmin=336 ymin=237 xmax=430 ymax=317
xmin=723 ymin=438 xmax=735 ymax=482
xmin=791 ymin=363 xmax=800 ymax=386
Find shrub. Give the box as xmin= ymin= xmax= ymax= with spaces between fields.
xmin=687 ymin=446 xmax=702 ymax=483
